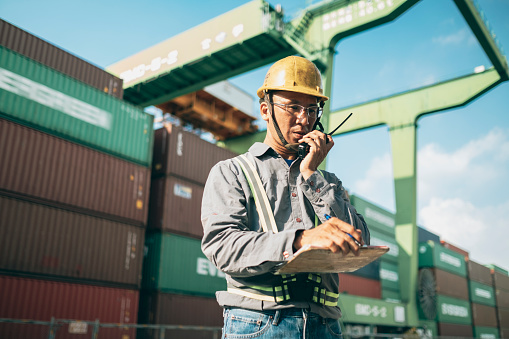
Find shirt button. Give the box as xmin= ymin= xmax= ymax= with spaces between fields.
xmin=283 ymin=251 xmax=289 ymax=259
xmin=316 ymin=188 xmax=320 ymax=193
xmin=296 ymin=218 xmax=302 ymax=222
xmin=291 ymin=193 xmax=297 ymax=197
xmin=310 ymin=181 xmax=314 ymax=186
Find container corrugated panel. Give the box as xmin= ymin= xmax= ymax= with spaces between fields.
xmin=382 ymin=289 xmax=401 ymax=302
xmin=337 ymin=294 xmax=407 ymax=326
xmin=437 ymin=322 xmax=473 ymax=336
xmin=440 ymin=240 xmax=469 ymax=259
xmin=474 ymin=326 xmax=500 ymax=339
xmin=0 ymin=194 xmax=144 ymax=287
xmin=431 ymin=268 xmax=469 ymax=300
xmin=469 ymin=281 xmax=496 ymax=307
xmin=148 ymin=176 xmax=203 ymax=238
xmin=0 ymin=45 xmax=154 ymax=167
xmin=469 ymin=260 xmax=493 ymax=286
xmin=493 ymin=271 xmax=509 ymax=291
xmin=0 ymin=118 xmax=150 ymax=224
xmin=142 ymin=232 xmax=226 ymax=297
xmin=349 ymin=259 xmax=380 ymax=280
xmin=471 ymin=303 xmax=498 ymax=327
xmin=0 ymin=275 xmax=138 ymax=339
xmin=0 ymin=19 xmax=123 ymax=99
xmin=418 ymin=241 xmax=467 ymax=277
xmin=501 ymin=327 xmax=509 ymax=338
xmin=370 ymin=230 xmax=399 ymax=263
xmin=496 ymin=307 xmax=509 ymax=329
xmin=497 ymin=289 xmax=509 ymax=308
xmin=152 ymin=124 xmax=237 ymax=184
xmin=380 ymin=261 xmax=399 ymax=291
xmin=138 ymin=292 xmax=222 ymax=339
xmin=417 ymin=226 xmax=440 ymax=243
xmin=338 ymin=273 xmax=381 ymax=299
xmin=349 ymin=195 xmax=395 ymax=236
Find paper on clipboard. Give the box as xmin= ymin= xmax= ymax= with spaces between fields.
xmin=274 ymin=245 xmax=389 ymax=274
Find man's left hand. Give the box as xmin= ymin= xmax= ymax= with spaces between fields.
xmin=299 ymin=131 xmax=334 ymax=180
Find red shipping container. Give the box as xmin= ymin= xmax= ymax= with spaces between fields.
xmin=148 ymin=175 xmax=204 ymax=238
xmin=437 ymin=322 xmax=473 ymax=336
xmin=471 ymin=303 xmax=498 ymax=327
xmin=152 ymin=124 xmax=237 ymax=185
xmin=468 ymin=259 xmax=493 ymax=286
xmin=0 ymin=118 xmax=150 ymax=225
xmin=493 ymin=271 xmax=509 ymax=291
xmin=338 ymin=273 xmax=381 ymax=299
xmin=440 ymin=240 xmax=469 ymax=259
xmin=430 ymin=268 xmax=469 ymax=300
xmin=0 ymin=275 xmax=138 ymax=339
xmin=0 ymin=194 xmax=144 ymax=287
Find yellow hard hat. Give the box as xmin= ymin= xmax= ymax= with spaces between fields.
xmin=257 ymin=56 xmax=329 ymax=102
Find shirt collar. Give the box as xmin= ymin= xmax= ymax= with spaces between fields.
xmin=249 ymin=142 xmax=277 ymax=158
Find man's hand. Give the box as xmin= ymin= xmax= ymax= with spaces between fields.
xmin=293 ymin=216 xmax=364 ymax=256
xmin=299 ymin=131 xmax=334 ymax=180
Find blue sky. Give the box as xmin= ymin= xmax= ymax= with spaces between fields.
xmin=2 ymin=0 xmax=508 ymax=269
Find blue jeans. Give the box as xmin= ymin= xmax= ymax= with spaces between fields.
xmin=222 ymin=307 xmax=342 ymax=338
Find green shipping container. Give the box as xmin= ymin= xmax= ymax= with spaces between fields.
xmin=485 ymin=264 xmax=509 ymax=275
xmin=142 ymin=232 xmax=226 ymax=297
xmin=380 ymin=261 xmax=399 ymax=290
xmin=419 ymin=295 xmax=472 ymax=325
xmin=338 ymin=295 xmax=407 ymax=326
xmin=0 ymin=46 xmax=153 ymax=167
xmin=381 ymin=289 xmax=401 ymax=302
xmin=473 ymin=326 xmax=500 ymax=338
xmin=370 ymin=230 xmax=399 ymax=263
xmin=469 ymin=281 xmax=496 ymax=307
xmin=418 ymin=241 xmax=467 ymax=277
xmin=418 ymin=320 xmax=438 ymax=338
xmin=350 ymin=195 xmax=395 ymax=236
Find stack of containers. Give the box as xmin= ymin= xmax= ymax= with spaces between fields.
xmin=0 ymin=26 xmax=153 ymax=339
xmin=348 ymin=195 xmax=399 ymax=301
xmin=417 ymin=240 xmax=473 ymax=336
xmin=139 ymin=124 xmax=236 ymax=338
xmin=491 ymin=266 xmax=509 ymax=337
xmin=467 ymin=260 xmax=500 ymax=338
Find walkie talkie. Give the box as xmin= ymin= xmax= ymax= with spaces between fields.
xmin=291 ymin=113 xmax=353 ymax=159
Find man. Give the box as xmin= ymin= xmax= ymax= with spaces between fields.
xmin=201 ymin=56 xmax=369 ymax=338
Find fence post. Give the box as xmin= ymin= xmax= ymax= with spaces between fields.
xmin=48 ymin=317 xmax=56 ymax=339
xmin=91 ymin=319 xmax=100 ymax=339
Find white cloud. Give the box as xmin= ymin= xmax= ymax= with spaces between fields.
xmin=432 ymin=28 xmax=470 ymax=46
xmin=354 ymin=153 xmax=395 ymax=211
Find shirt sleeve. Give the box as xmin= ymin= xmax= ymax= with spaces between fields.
xmin=201 ymin=160 xmax=298 ymax=278
xmin=298 ymin=171 xmax=370 ymax=245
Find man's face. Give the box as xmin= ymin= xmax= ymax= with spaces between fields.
xmin=262 ymin=91 xmax=319 ymax=144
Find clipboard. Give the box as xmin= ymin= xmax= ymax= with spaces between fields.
xmin=274 ymin=245 xmax=389 ymax=274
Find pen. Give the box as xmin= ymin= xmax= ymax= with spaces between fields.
xmin=324 ymin=214 xmax=362 ymax=247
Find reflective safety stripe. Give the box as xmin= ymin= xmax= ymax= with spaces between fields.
xmin=235 ymin=155 xmax=278 ymax=234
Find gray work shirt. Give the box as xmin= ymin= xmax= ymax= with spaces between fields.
xmin=201 ymin=142 xmax=369 ymax=319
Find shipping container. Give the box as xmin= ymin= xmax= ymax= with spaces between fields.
xmin=0 ymin=19 xmax=123 ymax=98
xmin=138 ymin=292 xmax=222 ymax=339
xmin=0 ymin=45 xmax=154 ymax=167
xmin=469 ymin=281 xmax=496 ymax=307
xmin=469 ymin=259 xmax=494 ymax=286
xmin=440 ymin=240 xmax=469 ymax=259
xmin=473 ymin=326 xmax=500 ymax=339
xmin=0 ymin=118 xmax=150 ymax=224
xmin=437 ymin=322 xmax=473 ymax=336
xmin=497 ymin=307 xmax=509 ymax=328
xmin=380 ymin=261 xmax=399 ymax=291
xmin=493 ymin=270 xmax=509 ymax=291
xmin=338 ymin=274 xmax=381 ymax=299
xmin=152 ymin=124 xmax=237 ymax=184
xmin=349 ymin=259 xmax=380 ymax=280
xmin=471 ymin=303 xmax=498 ymax=327
xmin=349 ymin=195 xmax=395 ymax=236
xmin=429 ymin=268 xmax=469 ymax=300
xmin=418 ymin=241 xmax=467 ymax=277
xmin=419 ymin=295 xmax=472 ymax=325
xmin=417 ymin=226 xmax=440 ymax=243
xmin=0 ymin=275 xmax=138 ymax=339
xmin=500 ymin=327 xmax=509 ymax=338
xmin=370 ymin=230 xmax=399 ymax=263
xmin=142 ymin=232 xmax=226 ymax=297
xmin=337 ymin=295 xmax=407 ymax=326
xmin=148 ymin=176 xmax=203 ymax=238
xmin=497 ymin=289 xmax=509 ymax=308
xmin=0 ymin=194 xmax=144 ymax=287
xmin=486 ymin=264 xmax=509 ymax=275
xmin=381 ymin=289 xmax=401 ymax=302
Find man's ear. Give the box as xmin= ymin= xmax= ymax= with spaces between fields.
xmin=260 ymin=101 xmax=270 ymax=122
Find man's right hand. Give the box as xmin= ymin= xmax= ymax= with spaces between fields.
xmin=293 ymin=216 xmax=364 ymax=256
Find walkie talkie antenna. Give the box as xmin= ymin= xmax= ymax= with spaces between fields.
xmin=328 ymin=113 xmax=353 ymax=136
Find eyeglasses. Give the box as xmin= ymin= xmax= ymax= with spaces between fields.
xmin=269 ymin=102 xmax=321 ymax=119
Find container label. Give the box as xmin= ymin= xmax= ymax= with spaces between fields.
xmin=355 ymin=303 xmax=388 ymax=318
xmin=475 ymin=287 xmax=492 ymax=299
xmin=177 ymin=132 xmax=184 ymax=156
xmin=365 ymin=207 xmax=395 ymax=228
xmin=441 ymin=303 xmax=468 ymax=318
xmin=68 ymin=321 xmax=88 ymax=334
xmin=174 ymin=183 xmax=192 ymax=199
xmin=0 ymin=68 xmax=112 ymax=129
xmin=196 ymin=257 xmax=225 ymax=278
xmin=371 ymin=236 xmax=398 ymax=257
xmin=481 ymin=335 xmax=496 ymax=339
xmin=380 ymin=268 xmax=399 ymax=282
xmin=439 ymin=252 xmax=461 ymax=268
